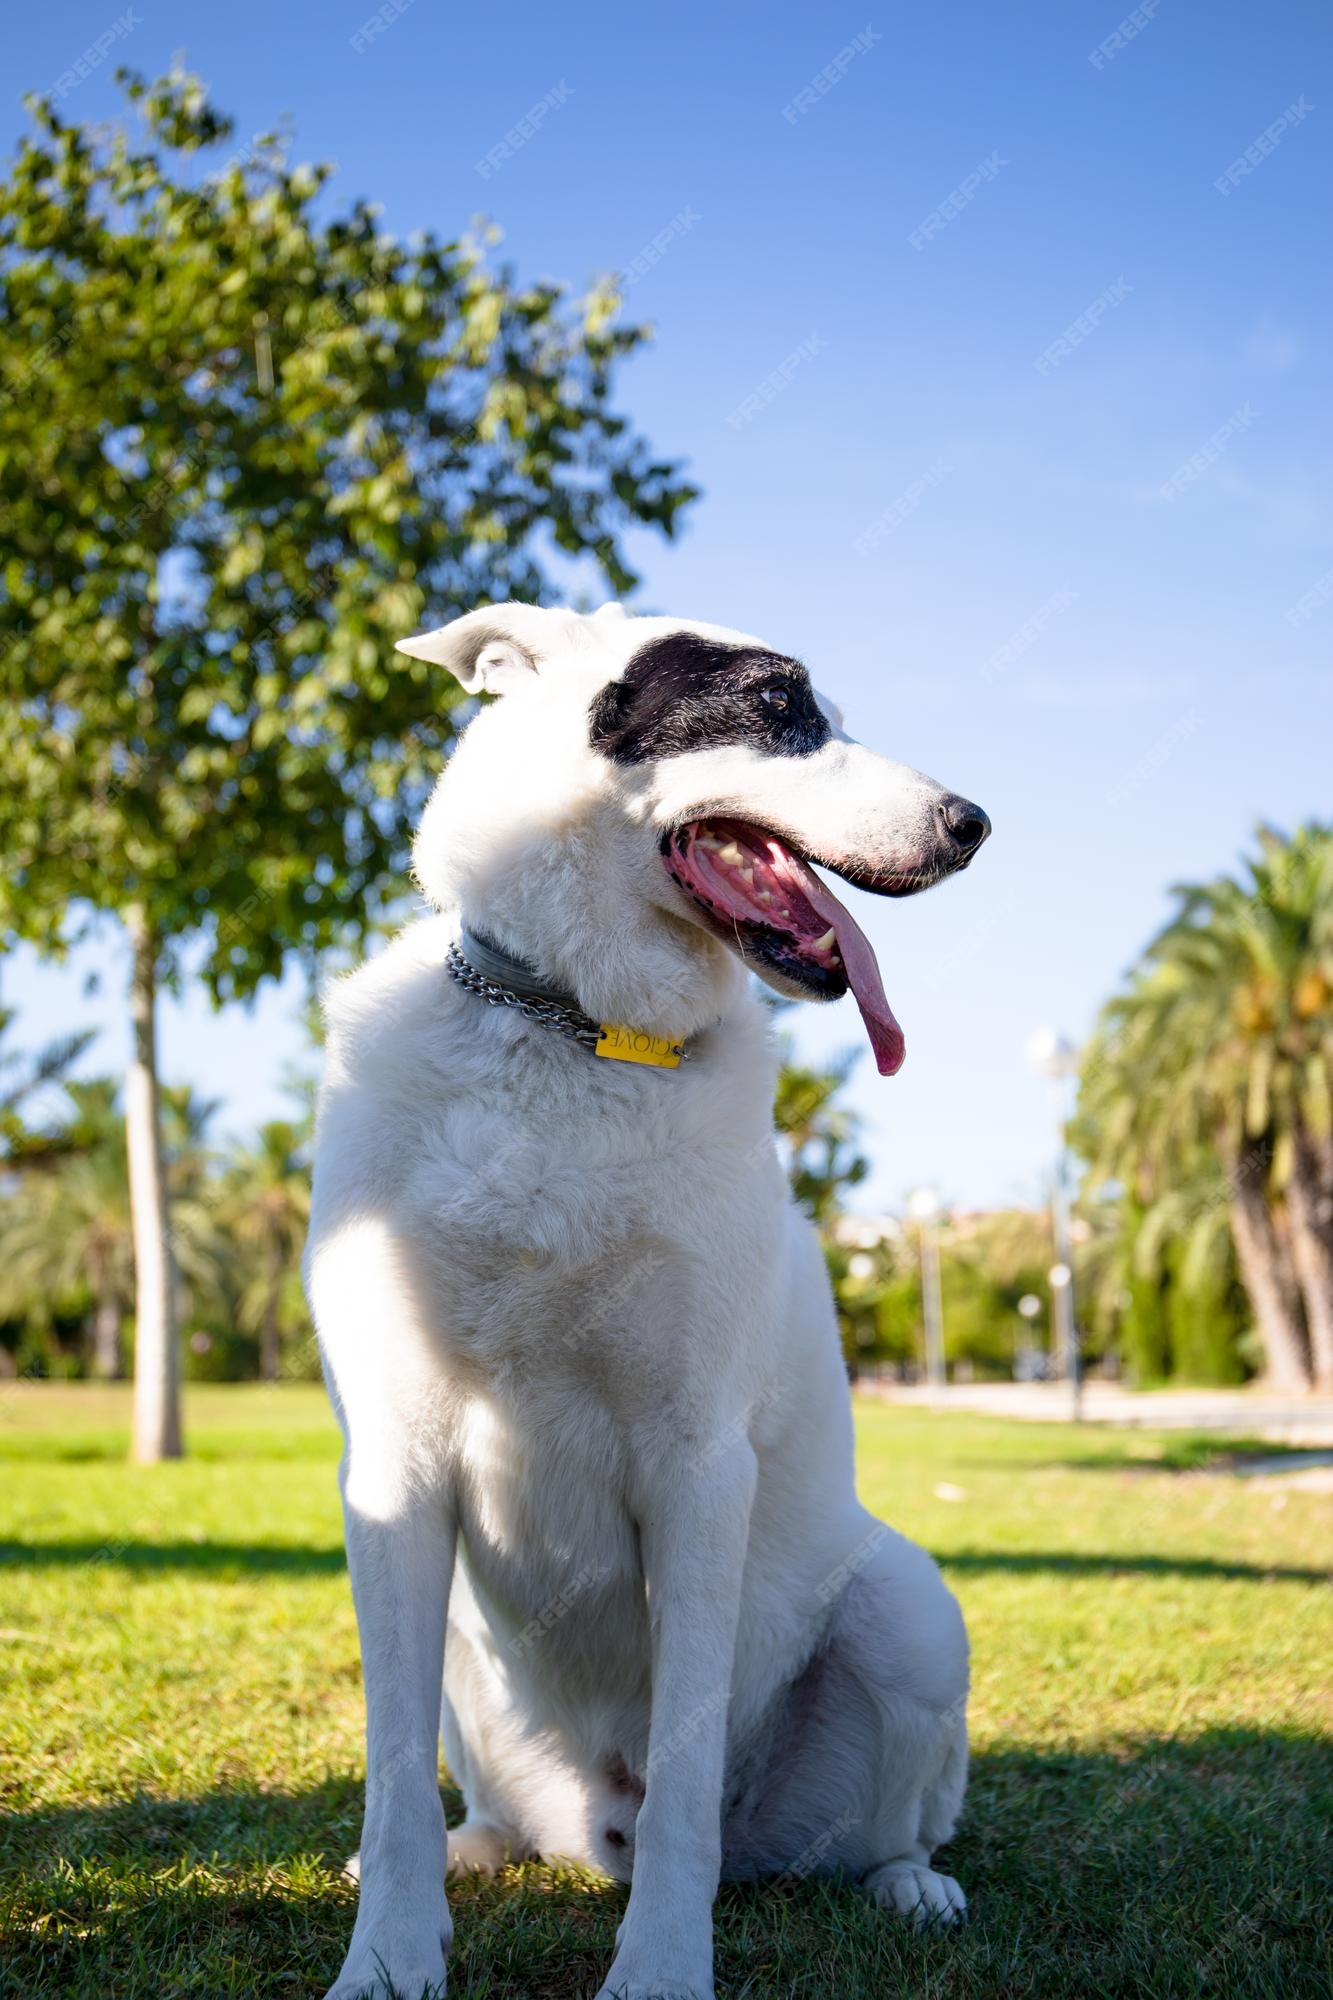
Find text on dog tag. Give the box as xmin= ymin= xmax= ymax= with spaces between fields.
xmin=594 ymin=1024 xmax=684 ymax=1068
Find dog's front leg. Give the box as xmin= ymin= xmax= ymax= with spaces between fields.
xmin=597 ymin=1446 xmax=757 ymax=2000
xmin=326 ymin=1442 xmax=456 ymax=2000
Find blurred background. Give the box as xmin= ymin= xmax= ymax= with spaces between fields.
xmin=2 ymin=0 xmax=1331 ymax=1429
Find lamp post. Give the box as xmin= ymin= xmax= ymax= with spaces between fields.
xmin=1025 ymin=1028 xmax=1082 ymax=1421
xmin=907 ymin=1186 xmax=946 ymax=1391
xmin=1016 ymin=1289 xmax=1041 ymax=1379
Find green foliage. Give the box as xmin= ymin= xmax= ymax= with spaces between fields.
xmin=1120 ymin=1260 xmax=1171 ymax=1386
xmin=871 ymin=1272 xmax=923 ymax=1367
xmin=0 ymin=65 xmax=697 ymax=994
xmin=215 ymin=1120 xmax=312 ymax=1379
xmin=0 ymin=1075 xmax=224 ymax=1378
xmin=1078 ymin=822 xmax=1333 ymax=1386
xmin=829 ymin=1206 xmax=1062 ymax=1381
xmin=0 ymin=1002 xmax=95 ymax=1170
xmin=0 ymin=1085 xmax=317 ymax=1383
xmin=824 ymin=1200 xmax=1064 ymax=1392
xmin=938 ymin=1210 xmax=1055 ymax=1377
xmin=1167 ymin=1245 xmax=1248 ymax=1387
xmin=1080 ymin=822 xmax=1333 ymax=1177
xmin=772 ymin=1038 xmax=868 ymax=1226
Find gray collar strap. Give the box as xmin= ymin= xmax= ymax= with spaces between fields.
xmin=447 ymin=923 xmax=688 ymax=1067
xmin=447 ymin=925 xmax=605 ymax=1055
xmin=457 ymin=924 xmax=576 ymax=1006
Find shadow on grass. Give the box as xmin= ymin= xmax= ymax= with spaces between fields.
xmin=2 ymin=1728 xmax=1330 ymax=1999
xmin=0 ymin=1433 xmax=340 ymax=1467
xmin=0 ymin=1538 xmax=346 ymax=1575
xmin=936 ymin=1550 xmax=1330 ymax=1585
xmin=4 ymin=1537 xmax=1328 ymax=1587
xmin=958 ymin=1433 xmax=1333 ymax=1477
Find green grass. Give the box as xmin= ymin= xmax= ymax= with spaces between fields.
xmin=1 ymin=1385 xmax=1329 ymax=1999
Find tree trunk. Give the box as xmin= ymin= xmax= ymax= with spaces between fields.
xmin=1288 ymin=1126 xmax=1333 ymax=1392
xmin=92 ymin=1291 xmax=122 ymax=1380
xmin=126 ymin=906 xmax=183 ymax=1461
xmin=1228 ymin=1137 xmax=1312 ymax=1392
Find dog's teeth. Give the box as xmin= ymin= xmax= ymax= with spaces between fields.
xmin=697 ymin=834 xmax=722 ymax=851
xmin=811 ymin=928 xmax=836 ymax=953
xmin=739 ymin=864 xmax=756 ymax=884
xmin=756 ymin=888 xmax=774 ymax=905
xmin=717 ymin=841 xmax=745 ymax=865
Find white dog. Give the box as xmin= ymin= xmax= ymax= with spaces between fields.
xmin=306 ymin=601 xmax=990 ymax=2000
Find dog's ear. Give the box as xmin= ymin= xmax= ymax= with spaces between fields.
xmin=395 ymin=603 xmax=570 ymax=694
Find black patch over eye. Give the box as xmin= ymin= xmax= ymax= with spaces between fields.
xmin=589 ymin=633 xmax=831 ymax=765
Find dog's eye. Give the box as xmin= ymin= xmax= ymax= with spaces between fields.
xmin=760 ymin=685 xmax=791 ymax=714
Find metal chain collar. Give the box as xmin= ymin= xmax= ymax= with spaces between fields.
xmin=445 ymin=940 xmax=604 ymax=1053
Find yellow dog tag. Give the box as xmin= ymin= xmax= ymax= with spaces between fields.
xmin=595 ymin=1023 xmax=684 ymax=1068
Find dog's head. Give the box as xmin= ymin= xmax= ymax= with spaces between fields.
xmin=399 ymin=603 xmax=989 ymax=1073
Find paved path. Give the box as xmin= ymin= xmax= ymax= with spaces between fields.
xmin=860 ymin=1379 xmax=1333 ymax=1445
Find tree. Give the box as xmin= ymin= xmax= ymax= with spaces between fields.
xmin=3 ymin=1081 xmax=134 ymax=1378
xmin=0 ymin=1077 xmax=219 ymax=1379
xmin=939 ymin=1207 xmax=1059 ymax=1379
xmin=774 ymin=1047 xmax=868 ymax=1226
xmin=0 ymin=1001 xmax=95 ymax=1171
xmin=219 ymin=1120 xmax=311 ymax=1381
xmin=1080 ymin=1179 xmax=1250 ymax=1387
xmin=0 ymin=68 xmax=696 ymax=1458
xmin=1079 ymin=824 xmax=1333 ymax=1390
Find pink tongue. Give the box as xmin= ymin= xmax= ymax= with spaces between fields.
xmin=762 ymin=840 xmax=906 ymax=1077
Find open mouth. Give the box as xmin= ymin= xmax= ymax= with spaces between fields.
xmin=662 ymin=818 xmax=908 ymax=1076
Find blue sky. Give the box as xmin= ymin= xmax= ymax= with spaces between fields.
xmin=6 ymin=0 xmax=1331 ymax=1211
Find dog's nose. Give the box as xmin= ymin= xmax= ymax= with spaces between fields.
xmin=938 ymin=795 xmax=991 ymax=860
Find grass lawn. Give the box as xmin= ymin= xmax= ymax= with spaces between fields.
xmin=1 ymin=1384 xmax=1329 ymax=1998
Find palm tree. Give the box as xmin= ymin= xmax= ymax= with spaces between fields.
xmin=0 ymin=1002 xmax=96 ymax=1169
xmin=2 ymin=1081 xmax=133 ymax=1375
xmin=0 ymin=1079 xmax=222 ymax=1379
xmin=1080 ymin=823 xmax=1333 ymax=1391
xmin=1083 ymin=1166 xmax=1250 ymax=1386
xmin=219 ymin=1121 xmax=311 ymax=1381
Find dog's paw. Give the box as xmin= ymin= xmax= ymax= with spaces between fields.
xmin=594 ymin=1950 xmax=714 ymax=2000
xmin=862 ymin=1860 xmax=967 ymax=1926
xmin=323 ymin=1921 xmax=450 ymax=1999
xmin=446 ymin=1821 xmax=508 ymax=1877
xmin=594 ymin=1984 xmax=712 ymax=2000
xmin=323 ymin=1969 xmax=445 ymax=2000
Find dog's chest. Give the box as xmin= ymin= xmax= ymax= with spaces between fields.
xmin=405 ymin=1048 xmax=784 ymax=1406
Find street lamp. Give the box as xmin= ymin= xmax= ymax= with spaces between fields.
xmin=907 ymin=1186 xmax=946 ymax=1391
xmin=1016 ymin=1290 xmax=1041 ymax=1379
xmin=1025 ymin=1028 xmax=1082 ymax=1421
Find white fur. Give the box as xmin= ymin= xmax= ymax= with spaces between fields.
xmin=307 ymin=604 xmax=973 ymax=2000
